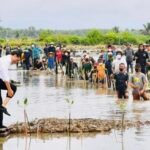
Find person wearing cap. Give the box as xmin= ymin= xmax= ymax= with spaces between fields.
xmin=124 ymin=43 xmax=134 ymax=73
xmin=129 ymin=63 xmax=149 ymax=100
xmin=134 ymin=44 xmax=149 ymax=74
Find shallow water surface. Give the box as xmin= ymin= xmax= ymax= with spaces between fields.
xmin=1 ymin=127 xmax=150 ymax=150
xmin=1 ymin=69 xmax=150 ymax=149
xmin=4 ymin=69 xmax=150 ymax=125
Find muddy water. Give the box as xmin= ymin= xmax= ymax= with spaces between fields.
xmin=1 ymin=68 xmax=150 ymax=149
xmin=5 ymin=69 xmax=150 ymax=125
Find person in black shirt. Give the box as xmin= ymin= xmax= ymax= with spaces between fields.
xmin=67 ymin=57 xmax=78 ymax=78
xmin=23 ymin=49 xmax=31 ymax=70
xmin=113 ymin=63 xmax=128 ymax=99
xmin=61 ymin=51 xmax=70 ymax=75
xmin=134 ymin=44 xmax=149 ymax=74
xmin=105 ymin=53 xmax=113 ymax=88
xmin=0 ymin=45 xmax=2 ymax=57
xmin=43 ymin=43 xmax=49 ymax=58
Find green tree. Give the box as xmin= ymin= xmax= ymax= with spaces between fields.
xmin=15 ymin=31 xmax=20 ymax=38
xmin=68 ymin=35 xmax=81 ymax=45
xmin=86 ymin=29 xmax=104 ymax=45
xmin=120 ymin=32 xmax=138 ymax=44
xmin=104 ymin=31 xmax=118 ymax=44
xmin=39 ymin=30 xmax=52 ymax=41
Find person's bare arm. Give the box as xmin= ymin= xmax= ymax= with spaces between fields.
xmin=128 ymin=82 xmax=138 ymax=89
xmin=143 ymin=81 xmax=147 ymax=90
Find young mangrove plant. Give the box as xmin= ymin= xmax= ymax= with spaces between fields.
xmin=17 ymin=98 xmax=30 ymax=135
xmin=65 ymin=98 xmax=74 ymax=132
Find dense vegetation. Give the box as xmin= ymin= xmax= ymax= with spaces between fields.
xmin=0 ymin=23 xmax=150 ymax=46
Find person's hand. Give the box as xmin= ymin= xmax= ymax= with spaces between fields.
xmin=8 ymin=89 xmax=14 ymax=97
xmin=133 ymin=85 xmax=139 ymax=89
xmin=139 ymin=89 xmax=144 ymax=95
xmin=110 ymin=74 xmax=114 ymax=79
xmin=147 ymin=62 xmax=150 ymax=66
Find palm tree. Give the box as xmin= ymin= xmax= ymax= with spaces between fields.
xmin=142 ymin=23 xmax=150 ymax=35
xmin=112 ymin=26 xmax=120 ymax=33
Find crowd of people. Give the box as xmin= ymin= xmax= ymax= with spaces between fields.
xmin=0 ymin=42 xmax=150 ymax=129
xmin=80 ymin=44 xmax=150 ymax=101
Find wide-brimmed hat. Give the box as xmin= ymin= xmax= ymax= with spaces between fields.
xmin=116 ymin=50 xmax=123 ymax=55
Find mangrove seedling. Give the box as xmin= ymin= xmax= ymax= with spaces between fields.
xmin=17 ymin=98 xmax=30 ymax=135
xmin=65 ymin=98 xmax=74 ymax=132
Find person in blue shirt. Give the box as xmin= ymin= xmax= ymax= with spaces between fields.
xmin=32 ymin=44 xmax=41 ymax=68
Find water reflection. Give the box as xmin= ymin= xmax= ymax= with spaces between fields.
xmin=1 ymin=128 xmax=150 ymax=150
xmin=1 ymin=69 xmax=150 ymax=150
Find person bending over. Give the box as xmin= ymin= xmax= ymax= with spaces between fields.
xmin=0 ymin=51 xmax=21 ymax=128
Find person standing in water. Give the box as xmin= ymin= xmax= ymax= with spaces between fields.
xmin=129 ymin=63 xmax=149 ymax=100
xmin=0 ymin=51 xmax=21 ymax=129
xmin=113 ymin=63 xmax=129 ymax=99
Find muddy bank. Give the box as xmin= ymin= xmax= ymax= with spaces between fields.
xmin=8 ymin=118 xmax=150 ymax=134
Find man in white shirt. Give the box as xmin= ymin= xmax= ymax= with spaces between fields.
xmin=0 ymin=51 xmax=21 ymax=129
xmin=112 ymin=51 xmax=127 ymax=73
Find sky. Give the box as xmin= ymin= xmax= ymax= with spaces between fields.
xmin=0 ymin=0 xmax=150 ymax=30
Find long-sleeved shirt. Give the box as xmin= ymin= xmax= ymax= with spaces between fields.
xmin=0 ymin=55 xmax=11 ymax=81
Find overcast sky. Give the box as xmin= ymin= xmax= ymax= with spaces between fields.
xmin=0 ymin=0 xmax=149 ymax=29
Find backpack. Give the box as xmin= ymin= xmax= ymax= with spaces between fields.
xmin=97 ymin=64 xmax=106 ymax=79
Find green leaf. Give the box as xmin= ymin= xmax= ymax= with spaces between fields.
xmin=65 ymin=98 xmax=70 ymax=103
xmin=24 ymin=98 xmax=28 ymax=105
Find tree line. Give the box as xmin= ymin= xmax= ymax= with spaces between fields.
xmin=0 ymin=23 xmax=150 ymax=46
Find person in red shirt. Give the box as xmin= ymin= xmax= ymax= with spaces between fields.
xmin=56 ymin=47 xmax=63 ymax=74
xmin=56 ymin=47 xmax=62 ymax=63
